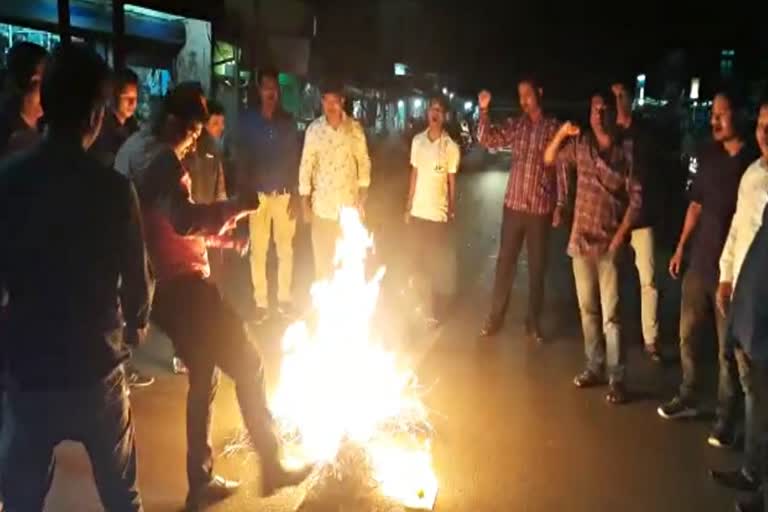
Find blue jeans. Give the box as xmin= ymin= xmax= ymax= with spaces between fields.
xmin=572 ymin=253 xmax=624 ymax=382
xmin=1 ymin=367 xmax=142 ymax=512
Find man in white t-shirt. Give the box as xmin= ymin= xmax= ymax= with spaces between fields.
xmin=404 ymin=95 xmax=461 ymax=326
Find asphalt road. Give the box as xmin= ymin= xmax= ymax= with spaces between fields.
xmin=39 ymin=142 xmax=740 ymax=512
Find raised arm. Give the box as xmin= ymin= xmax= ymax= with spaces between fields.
xmin=476 ymin=90 xmax=518 ymax=150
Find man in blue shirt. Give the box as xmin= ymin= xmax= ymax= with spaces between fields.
xmin=236 ymin=68 xmax=300 ymax=323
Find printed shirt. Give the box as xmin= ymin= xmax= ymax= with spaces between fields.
xmin=476 ymin=112 xmax=565 ymax=215
xmin=719 ymin=158 xmax=768 ymax=286
xmin=410 ymin=129 xmax=461 ymax=222
xmin=556 ymin=133 xmax=642 ymax=258
xmin=298 ymin=113 xmax=371 ymax=220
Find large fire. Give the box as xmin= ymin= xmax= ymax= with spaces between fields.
xmin=270 ymin=208 xmax=438 ymax=510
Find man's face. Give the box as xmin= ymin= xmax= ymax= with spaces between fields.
xmin=518 ymin=81 xmax=541 ymax=115
xmin=611 ymin=83 xmax=632 ymax=115
xmin=115 ymin=83 xmax=138 ymax=120
xmin=427 ymin=101 xmax=445 ymax=130
xmin=756 ymin=105 xmax=768 ymax=158
xmin=711 ymin=94 xmax=737 ymax=142
xmin=322 ymin=92 xmax=344 ymax=120
xmin=590 ymin=94 xmax=609 ymax=133
xmin=206 ymin=113 xmax=225 ymax=139
xmin=259 ymin=75 xmax=279 ymax=109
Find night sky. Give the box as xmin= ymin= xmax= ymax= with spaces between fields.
xmin=311 ymin=0 xmax=765 ymax=100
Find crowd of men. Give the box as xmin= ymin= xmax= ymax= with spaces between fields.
xmin=1 ymin=38 xmax=768 ymax=512
xmin=476 ymin=77 xmax=768 ymax=512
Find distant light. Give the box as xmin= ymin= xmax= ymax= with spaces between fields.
xmin=464 ymin=100 xmax=473 ymax=112
xmin=637 ymin=74 xmax=646 ymax=83
xmin=442 ymin=87 xmax=448 ymax=95
xmin=637 ymin=98 xmax=645 ymax=106
xmin=692 ymin=100 xmax=698 ymax=107
xmin=414 ymin=98 xmax=423 ymax=109
xmin=690 ymin=77 xmax=700 ymax=100
xmin=397 ymin=99 xmax=405 ymax=108
xmin=394 ymin=62 xmax=409 ymax=76
xmin=449 ymin=92 xmax=455 ymax=100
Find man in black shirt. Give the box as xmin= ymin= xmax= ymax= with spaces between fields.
xmin=0 ymin=44 xmax=152 ymax=511
xmin=89 ymin=67 xmax=140 ymax=168
xmin=658 ymin=87 xmax=757 ymax=449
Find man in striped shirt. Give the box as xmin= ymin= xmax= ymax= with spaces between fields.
xmin=476 ymin=77 xmax=565 ymax=343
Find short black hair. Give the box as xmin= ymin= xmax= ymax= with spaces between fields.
xmin=153 ymin=81 xmax=207 ymax=133
xmin=113 ymin=67 xmax=139 ymax=96
xmin=320 ymin=77 xmax=345 ymax=97
xmin=207 ymin=99 xmax=225 ymax=117
xmin=428 ymin=94 xmax=449 ymax=112
xmin=518 ymin=74 xmax=542 ymax=92
xmin=713 ymin=81 xmax=749 ymax=137
xmin=257 ymin=66 xmax=279 ymax=86
xmin=41 ymin=43 xmax=110 ymax=131
xmin=6 ymin=42 xmax=48 ymax=92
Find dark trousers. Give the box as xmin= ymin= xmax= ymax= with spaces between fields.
xmin=1 ymin=368 xmax=142 ymax=512
xmin=488 ymin=209 xmax=551 ymax=328
xmin=734 ymin=347 xmax=768 ymax=485
xmin=679 ymin=270 xmax=741 ymax=424
xmin=151 ymin=276 xmax=280 ymax=491
xmin=408 ymin=217 xmax=455 ymax=319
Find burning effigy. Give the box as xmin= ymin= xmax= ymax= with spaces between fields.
xmin=270 ymin=208 xmax=438 ymax=511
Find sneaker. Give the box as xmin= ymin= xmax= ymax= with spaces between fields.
xmin=185 ymin=475 xmax=241 ymax=510
xmin=126 ymin=367 xmax=155 ymax=388
xmin=172 ymin=357 xmax=188 ymax=375
xmin=573 ymin=370 xmax=606 ymax=388
xmin=709 ymin=468 xmax=759 ymax=492
xmin=708 ymin=423 xmax=737 ymax=449
xmin=657 ymin=396 xmax=699 ymax=420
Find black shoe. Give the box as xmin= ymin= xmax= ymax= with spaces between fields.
xmin=657 ymin=396 xmax=699 ymax=420
xmin=262 ymin=464 xmax=314 ymax=497
xmin=606 ymin=381 xmax=628 ymax=405
xmin=573 ymin=370 xmax=606 ymax=388
xmin=185 ymin=475 xmax=241 ymax=510
xmin=126 ymin=367 xmax=155 ymax=388
xmin=645 ymin=344 xmax=663 ymax=363
xmin=479 ymin=318 xmax=502 ymax=338
xmin=736 ymin=492 xmax=763 ymax=512
xmin=708 ymin=423 xmax=737 ymax=449
xmin=709 ymin=469 xmax=759 ymax=492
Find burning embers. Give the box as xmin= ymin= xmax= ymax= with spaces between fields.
xmin=271 ymin=208 xmax=438 ymax=511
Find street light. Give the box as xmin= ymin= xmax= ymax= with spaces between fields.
xmin=442 ymin=87 xmax=448 ymax=95
xmin=397 ymin=99 xmax=405 ymax=108
xmin=414 ymin=98 xmax=423 ymax=109
xmin=464 ymin=100 xmax=473 ymax=112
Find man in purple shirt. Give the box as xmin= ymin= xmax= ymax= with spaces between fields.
xmin=476 ymin=77 xmax=565 ymax=343
xmin=544 ymin=90 xmax=642 ymax=405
